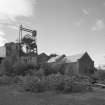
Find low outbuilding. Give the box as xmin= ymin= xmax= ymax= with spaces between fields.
xmin=48 ymin=52 xmax=95 ymax=75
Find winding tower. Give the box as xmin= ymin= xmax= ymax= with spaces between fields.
xmin=19 ymin=25 xmax=38 ymax=64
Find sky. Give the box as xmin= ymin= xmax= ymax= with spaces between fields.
xmin=0 ymin=0 xmax=105 ymax=66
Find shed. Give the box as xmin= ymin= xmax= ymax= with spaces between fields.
xmin=48 ymin=52 xmax=95 ymax=75
xmin=62 ymin=52 xmax=95 ymax=75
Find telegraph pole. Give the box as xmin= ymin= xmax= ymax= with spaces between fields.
xmin=19 ymin=24 xmax=22 ymax=57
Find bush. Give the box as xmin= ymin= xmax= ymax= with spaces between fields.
xmin=63 ymin=75 xmax=92 ymax=93
xmin=16 ymin=76 xmax=47 ymax=92
xmin=0 ymin=75 xmax=14 ymax=85
xmin=0 ymin=57 xmax=14 ymax=76
xmin=12 ymin=61 xmax=38 ymax=76
xmin=91 ymin=70 xmax=105 ymax=81
xmin=13 ymin=74 xmax=92 ymax=93
xmin=15 ymin=74 xmax=64 ymax=93
xmin=62 ymin=76 xmax=72 ymax=93
xmin=22 ymin=76 xmax=40 ymax=92
xmin=47 ymin=73 xmax=64 ymax=91
xmin=12 ymin=61 xmax=28 ymax=76
xmin=0 ymin=55 xmax=39 ymax=76
xmin=43 ymin=63 xmax=54 ymax=76
xmin=0 ymin=54 xmax=18 ymax=76
xmin=43 ymin=63 xmax=66 ymax=76
xmin=34 ymin=68 xmax=44 ymax=79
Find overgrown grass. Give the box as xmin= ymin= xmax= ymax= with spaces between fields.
xmin=13 ymin=74 xmax=92 ymax=93
xmin=0 ymin=85 xmax=103 ymax=105
xmin=0 ymin=55 xmax=93 ymax=93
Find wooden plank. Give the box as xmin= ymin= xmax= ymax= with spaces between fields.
xmin=94 ymin=83 xmax=105 ymax=88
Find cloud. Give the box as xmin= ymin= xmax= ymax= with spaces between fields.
xmin=103 ymin=2 xmax=105 ymax=6
xmin=8 ymin=25 xmax=18 ymax=30
xmin=75 ymin=19 xmax=84 ymax=27
xmin=92 ymin=19 xmax=105 ymax=31
xmin=0 ymin=0 xmax=36 ymax=22
xmin=94 ymin=54 xmax=105 ymax=67
xmin=0 ymin=30 xmax=7 ymax=46
xmin=82 ymin=9 xmax=89 ymax=15
xmin=0 ymin=36 xmax=7 ymax=46
xmin=0 ymin=0 xmax=36 ymax=45
xmin=0 ymin=31 xmax=5 ymax=36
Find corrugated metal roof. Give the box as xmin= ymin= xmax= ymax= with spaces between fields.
xmin=0 ymin=46 xmax=6 ymax=57
xmin=48 ymin=55 xmax=65 ymax=63
xmin=62 ymin=53 xmax=85 ymax=63
xmin=47 ymin=52 xmax=88 ymax=63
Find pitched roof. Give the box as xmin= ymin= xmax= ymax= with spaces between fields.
xmin=48 ymin=55 xmax=65 ymax=63
xmin=47 ymin=52 xmax=89 ymax=63
xmin=0 ymin=46 xmax=6 ymax=57
xmin=62 ymin=53 xmax=86 ymax=63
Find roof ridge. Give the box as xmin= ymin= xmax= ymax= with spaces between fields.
xmin=63 ymin=52 xmax=87 ymax=63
